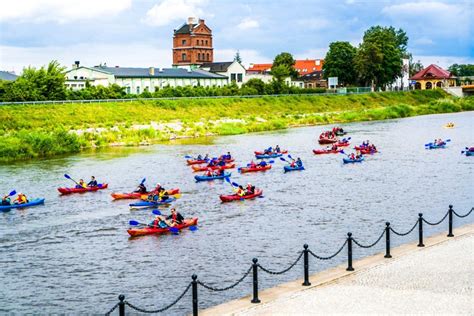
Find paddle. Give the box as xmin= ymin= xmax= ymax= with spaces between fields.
xmin=152 ymin=209 xmax=162 ymax=216
xmin=8 ymin=190 xmax=16 ymax=197
xmin=168 ymin=227 xmax=180 ymax=234
xmin=129 ymin=220 xmax=148 ymax=227
xmin=64 ymin=174 xmax=79 ymax=185
xmin=184 ymin=155 xmax=193 ymax=159
xmin=140 ymin=178 xmax=146 ymax=185
xmin=189 ymin=226 xmax=198 ymax=231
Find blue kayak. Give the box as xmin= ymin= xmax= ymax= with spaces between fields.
xmin=465 ymin=151 xmax=474 ymax=156
xmin=343 ymin=157 xmax=364 ymax=164
xmin=195 ymin=172 xmax=231 ymax=182
xmin=284 ymin=165 xmax=305 ymax=172
xmin=256 ymin=153 xmax=282 ymax=159
xmin=129 ymin=198 xmax=176 ymax=208
xmin=426 ymin=144 xmax=446 ymax=149
xmin=0 ymin=198 xmax=45 ymax=212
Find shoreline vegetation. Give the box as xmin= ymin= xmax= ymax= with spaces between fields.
xmin=0 ymin=90 xmax=472 ymax=163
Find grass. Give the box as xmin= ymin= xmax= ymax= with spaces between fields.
xmin=0 ymin=90 xmax=472 ymax=163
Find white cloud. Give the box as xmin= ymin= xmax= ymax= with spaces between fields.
xmin=0 ymin=44 xmax=171 ymax=74
xmin=237 ymin=17 xmax=260 ymax=30
xmin=415 ymin=55 xmax=474 ymax=69
xmin=0 ymin=0 xmax=132 ymax=23
xmin=382 ymin=1 xmax=470 ymax=38
xmin=142 ymin=0 xmax=207 ymax=27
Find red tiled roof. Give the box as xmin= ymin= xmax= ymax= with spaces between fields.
xmin=409 ymin=64 xmax=453 ymax=80
xmin=247 ymin=63 xmax=272 ymax=73
xmin=247 ymin=59 xmax=324 ymax=75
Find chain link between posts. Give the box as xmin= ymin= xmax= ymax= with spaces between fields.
xmin=390 ymin=220 xmax=418 ymax=236
xmin=104 ymin=303 xmax=119 ymax=316
xmin=258 ymin=252 xmax=304 ymax=275
xmin=422 ymin=211 xmax=449 ymax=226
xmin=308 ymin=239 xmax=348 ymax=260
xmin=124 ymin=282 xmax=192 ymax=313
xmin=353 ymin=229 xmax=386 ymax=248
xmin=198 ymin=266 xmax=253 ymax=292
xmin=453 ymin=207 xmax=474 ymax=218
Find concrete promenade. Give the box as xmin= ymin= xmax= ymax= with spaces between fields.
xmin=201 ymin=224 xmax=474 ymax=315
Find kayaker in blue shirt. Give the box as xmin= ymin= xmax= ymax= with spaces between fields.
xmin=197 ymin=154 xmax=203 ymax=160
xmin=87 ymin=176 xmax=98 ymax=187
xmin=1 ymin=195 xmax=11 ymax=206
xmin=217 ymin=159 xmax=226 ymax=166
xmin=275 ymin=145 xmax=281 ymax=153
xmin=259 ymin=160 xmax=267 ymax=167
xmin=296 ymin=158 xmax=303 ymax=167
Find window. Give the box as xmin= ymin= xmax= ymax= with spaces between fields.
xmin=182 ymin=53 xmax=186 ymax=61
xmin=237 ymin=73 xmax=243 ymax=82
xmin=80 ymin=76 xmax=84 ymax=79
xmin=206 ymin=53 xmax=210 ymax=61
xmin=230 ymin=73 xmax=236 ymax=81
xmin=126 ymin=87 xmax=131 ymax=94
xmin=74 ymin=76 xmax=77 ymax=79
xmin=205 ymin=40 xmax=208 ymax=45
xmin=198 ymin=53 xmax=201 ymax=60
xmin=136 ymin=86 xmax=140 ymax=94
xmin=182 ymin=39 xmax=186 ymax=45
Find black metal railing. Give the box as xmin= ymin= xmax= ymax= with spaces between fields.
xmin=105 ymin=204 xmax=473 ymax=315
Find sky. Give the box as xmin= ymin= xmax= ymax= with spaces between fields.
xmin=0 ymin=0 xmax=472 ymax=73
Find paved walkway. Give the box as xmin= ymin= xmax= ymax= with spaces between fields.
xmin=202 ymin=224 xmax=474 ymax=315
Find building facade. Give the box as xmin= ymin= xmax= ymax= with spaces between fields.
xmin=409 ymin=64 xmax=456 ymax=90
xmin=300 ymin=71 xmax=327 ymax=88
xmin=200 ymin=61 xmax=246 ymax=87
xmin=172 ymin=17 xmax=213 ymax=68
xmin=64 ymin=63 xmax=227 ymax=93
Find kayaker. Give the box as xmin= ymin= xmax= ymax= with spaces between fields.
xmin=350 ymin=153 xmax=356 ymax=160
xmin=158 ymin=188 xmax=169 ymax=201
xmin=235 ymin=185 xmax=245 ymax=197
xmin=197 ymin=154 xmax=203 ymax=160
xmin=134 ymin=183 xmax=147 ymax=194
xmin=14 ymin=193 xmax=28 ymax=204
xmin=217 ymin=159 xmax=226 ymax=167
xmin=1 ymin=195 xmax=11 ymax=206
xmin=246 ymin=183 xmax=255 ymax=195
xmin=249 ymin=160 xmax=257 ymax=168
xmin=296 ymin=158 xmax=303 ymax=167
xmin=76 ymin=179 xmax=86 ymax=189
xmin=149 ymin=215 xmax=169 ymax=229
xmin=225 ymin=152 xmax=232 ymax=160
xmin=468 ymin=147 xmax=474 ymax=152
xmin=275 ymin=145 xmax=281 ymax=153
xmin=259 ymin=160 xmax=267 ymax=167
xmin=167 ymin=208 xmax=184 ymax=225
xmin=290 ymin=159 xmax=296 ymax=167
xmin=154 ymin=183 xmax=163 ymax=192
xmin=204 ymin=154 xmax=209 ymax=160
xmin=331 ymin=144 xmax=338 ymax=151
xmin=205 ymin=167 xmax=213 ymax=177
xmin=87 ymin=176 xmax=98 ymax=187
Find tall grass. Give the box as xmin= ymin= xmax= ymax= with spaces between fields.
xmin=0 ymin=90 xmax=470 ymax=163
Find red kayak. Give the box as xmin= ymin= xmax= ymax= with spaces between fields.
xmin=192 ymin=163 xmax=235 ymax=172
xmin=335 ymin=142 xmax=350 ymax=147
xmin=254 ymin=150 xmax=288 ymax=155
xmin=187 ymin=158 xmax=234 ymax=165
xmin=358 ymin=148 xmax=378 ymax=154
xmin=58 ymin=183 xmax=108 ymax=195
xmin=318 ymin=138 xmax=338 ymax=144
xmin=220 ymin=189 xmax=263 ymax=202
xmin=239 ymin=165 xmax=272 ymax=173
xmin=313 ymin=149 xmax=341 ymax=155
xmin=127 ymin=218 xmax=198 ymax=237
xmin=111 ymin=188 xmax=180 ymax=200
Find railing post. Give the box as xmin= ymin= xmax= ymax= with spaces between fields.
xmin=118 ymin=294 xmax=125 ymax=316
xmin=302 ymin=244 xmax=311 ymax=286
xmin=384 ymin=222 xmax=392 ymax=258
xmin=251 ymin=258 xmax=261 ymax=303
xmin=447 ymin=205 xmax=454 ymax=237
xmin=192 ymin=274 xmax=198 ymax=316
xmin=418 ymin=213 xmax=425 ymax=247
xmin=346 ymin=232 xmax=354 ymax=271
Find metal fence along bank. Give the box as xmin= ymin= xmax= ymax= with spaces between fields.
xmin=105 ymin=205 xmax=473 ymax=315
xmin=0 ymin=88 xmax=373 ymax=106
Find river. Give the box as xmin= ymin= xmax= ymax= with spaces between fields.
xmin=0 ymin=112 xmax=473 ymax=314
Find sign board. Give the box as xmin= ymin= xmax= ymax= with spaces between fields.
xmin=328 ymin=77 xmax=338 ymax=88
xmin=410 ymin=80 xmax=417 ymax=85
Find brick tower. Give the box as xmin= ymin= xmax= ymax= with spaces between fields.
xmin=172 ymin=17 xmax=213 ymax=68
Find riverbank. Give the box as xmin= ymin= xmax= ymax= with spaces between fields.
xmin=0 ymin=90 xmax=472 ymax=162
xmin=202 ymin=224 xmax=474 ymax=315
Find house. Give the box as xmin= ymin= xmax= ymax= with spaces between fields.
xmin=300 ymin=71 xmax=327 ymax=88
xmin=0 ymin=71 xmax=18 ymax=81
xmin=247 ymin=59 xmax=324 ymax=76
xmin=409 ymin=64 xmax=456 ymax=90
xmin=200 ymin=61 xmax=246 ymax=87
xmin=173 ymin=17 xmax=213 ymax=69
xmin=64 ymin=61 xmax=227 ymax=93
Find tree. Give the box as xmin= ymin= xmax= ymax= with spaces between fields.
xmin=354 ymin=26 xmax=408 ymax=88
xmin=234 ymin=50 xmax=242 ymax=64
xmin=271 ymin=52 xmax=298 ymax=81
xmin=242 ymin=78 xmax=265 ymax=95
xmin=448 ymin=64 xmax=474 ymax=76
xmin=322 ymin=41 xmax=357 ymax=85
xmin=408 ymin=54 xmax=424 ymax=77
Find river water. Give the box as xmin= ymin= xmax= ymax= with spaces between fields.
xmin=0 ymin=112 xmax=473 ymax=314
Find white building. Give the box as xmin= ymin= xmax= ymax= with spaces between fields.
xmin=64 ymin=62 xmax=228 ymax=93
xmin=200 ymin=61 xmax=246 ymax=87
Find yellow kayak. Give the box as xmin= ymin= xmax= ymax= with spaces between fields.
xmin=443 ymin=123 xmax=455 ymax=129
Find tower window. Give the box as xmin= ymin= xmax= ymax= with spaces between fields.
xmin=205 ymin=40 xmax=208 ymax=45
xmin=182 ymin=53 xmax=186 ymax=61
xmin=182 ymin=39 xmax=186 ymax=45
xmin=207 ymin=53 xmax=210 ymax=61
xmin=198 ymin=53 xmax=201 ymax=60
